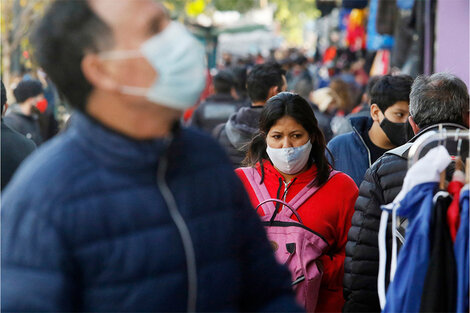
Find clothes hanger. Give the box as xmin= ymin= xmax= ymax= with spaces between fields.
xmin=408 ymin=125 xmax=469 ymax=167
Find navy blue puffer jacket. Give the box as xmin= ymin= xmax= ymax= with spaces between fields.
xmin=327 ymin=116 xmax=373 ymax=186
xmin=1 ymin=113 xmax=300 ymax=312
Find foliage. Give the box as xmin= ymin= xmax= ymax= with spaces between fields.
xmin=1 ymin=0 xmax=52 ymax=86
xmin=163 ymin=0 xmax=256 ymax=18
xmin=270 ymin=0 xmax=321 ymax=45
xmin=163 ymin=0 xmax=321 ymax=45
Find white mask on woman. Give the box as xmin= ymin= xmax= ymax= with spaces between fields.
xmin=266 ymin=140 xmax=313 ymax=175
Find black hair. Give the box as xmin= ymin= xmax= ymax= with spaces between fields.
xmin=231 ymin=65 xmax=248 ymax=99
xmin=31 ymin=0 xmax=113 ymax=112
xmin=13 ymin=80 xmax=44 ymax=103
xmin=1 ymin=80 xmax=7 ymax=112
xmin=213 ymin=69 xmax=235 ymax=94
xmin=365 ymin=75 xmax=382 ymax=98
xmin=244 ymin=92 xmax=332 ymax=187
xmin=370 ymin=74 xmax=413 ymax=112
xmin=410 ymin=73 xmax=469 ymax=129
xmin=246 ymin=62 xmax=286 ymax=103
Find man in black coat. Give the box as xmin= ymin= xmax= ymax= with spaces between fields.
xmin=190 ymin=69 xmax=243 ymax=134
xmin=213 ymin=62 xmax=286 ymax=167
xmin=4 ymin=79 xmax=45 ymax=146
xmin=343 ymin=73 xmax=469 ymax=312
xmin=1 ymin=80 xmax=36 ymax=190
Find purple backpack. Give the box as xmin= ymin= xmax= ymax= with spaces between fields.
xmin=241 ymin=167 xmax=338 ymax=312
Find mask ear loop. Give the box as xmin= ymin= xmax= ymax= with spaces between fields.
xmin=98 ymin=49 xmax=150 ymax=97
xmin=99 ymin=49 xmax=142 ymax=60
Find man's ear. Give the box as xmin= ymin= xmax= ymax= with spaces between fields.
xmin=267 ymin=85 xmax=279 ymax=99
xmin=81 ymin=54 xmax=120 ymax=92
xmin=2 ymin=102 xmax=8 ymax=116
xmin=230 ymin=87 xmax=239 ymax=100
xmin=370 ymin=103 xmax=382 ymax=122
xmin=409 ymin=116 xmax=420 ymax=134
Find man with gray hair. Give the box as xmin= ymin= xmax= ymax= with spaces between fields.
xmin=343 ymin=72 xmax=469 ymax=313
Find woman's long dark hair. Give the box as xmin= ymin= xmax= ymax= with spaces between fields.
xmin=243 ymin=92 xmax=332 ymax=187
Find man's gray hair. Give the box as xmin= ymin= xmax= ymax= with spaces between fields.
xmin=409 ymin=73 xmax=469 ymax=129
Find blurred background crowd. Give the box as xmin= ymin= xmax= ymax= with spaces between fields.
xmin=1 ymin=0 xmax=468 ymax=147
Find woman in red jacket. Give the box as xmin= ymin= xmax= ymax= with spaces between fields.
xmin=236 ymin=92 xmax=358 ymax=312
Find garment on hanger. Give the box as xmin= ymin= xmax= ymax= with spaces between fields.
xmin=447 ymin=170 xmax=465 ymax=242
xmin=397 ymin=0 xmax=415 ymax=9
xmin=455 ymin=186 xmax=469 ymax=313
xmin=378 ymin=146 xmax=452 ymax=312
xmin=346 ymin=9 xmax=366 ymax=51
xmin=341 ymin=0 xmax=368 ymax=9
xmin=367 ymin=0 xmax=394 ymax=51
xmin=419 ymin=192 xmax=456 ymax=312
xmin=376 ymin=0 xmax=397 ymax=35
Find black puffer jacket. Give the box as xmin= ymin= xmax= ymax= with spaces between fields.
xmin=343 ymin=123 xmax=468 ymax=312
xmin=213 ymin=106 xmax=263 ymax=168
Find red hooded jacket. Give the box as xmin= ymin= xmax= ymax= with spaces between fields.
xmin=236 ymin=161 xmax=358 ymax=312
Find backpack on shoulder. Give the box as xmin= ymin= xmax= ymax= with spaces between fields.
xmin=241 ymin=167 xmax=338 ymax=312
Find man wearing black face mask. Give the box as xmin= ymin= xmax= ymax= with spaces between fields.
xmin=327 ymin=74 xmax=414 ymax=186
xmin=343 ymin=73 xmax=469 ymax=313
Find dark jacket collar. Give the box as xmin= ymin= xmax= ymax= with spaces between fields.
xmin=70 ymin=112 xmax=168 ymax=169
xmin=204 ymin=93 xmax=237 ymax=103
xmin=349 ymin=115 xmax=373 ymax=134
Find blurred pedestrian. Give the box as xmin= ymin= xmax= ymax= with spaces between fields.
xmin=327 ymin=74 xmax=414 ymax=186
xmin=190 ymin=69 xmax=241 ymax=133
xmin=287 ymin=54 xmax=312 ymax=91
xmin=1 ymin=80 xmax=36 ymax=190
xmin=334 ymin=75 xmax=381 ymax=135
xmin=343 ymin=73 xmax=469 ymax=313
xmin=1 ymin=1 xmax=301 ymax=312
xmin=294 ymin=79 xmax=334 ymax=142
xmin=236 ymin=92 xmax=358 ymax=312
xmin=231 ymin=65 xmax=250 ymax=104
xmin=4 ymin=79 xmax=46 ymax=146
xmin=213 ymin=62 xmax=286 ymax=167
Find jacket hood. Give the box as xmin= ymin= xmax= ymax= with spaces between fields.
xmin=349 ymin=115 xmax=373 ymax=134
xmin=225 ymin=106 xmax=263 ymax=149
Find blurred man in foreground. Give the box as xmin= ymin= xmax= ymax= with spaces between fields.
xmin=1 ymin=1 xmax=300 ymax=312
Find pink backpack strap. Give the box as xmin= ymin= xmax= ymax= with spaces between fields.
xmin=255 ymin=199 xmax=304 ymax=224
xmin=240 ymin=167 xmax=277 ymax=216
xmin=279 ymin=170 xmax=340 ymax=218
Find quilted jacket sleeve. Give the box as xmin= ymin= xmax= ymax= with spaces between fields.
xmin=343 ymin=159 xmax=385 ymax=313
xmin=1 ymin=201 xmax=78 ymax=312
xmin=342 ymin=153 xmax=408 ymax=312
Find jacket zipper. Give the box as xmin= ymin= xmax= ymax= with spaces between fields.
xmin=353 ymin=125 xmax=372 ymax=167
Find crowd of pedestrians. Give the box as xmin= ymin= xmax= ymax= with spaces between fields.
xmin=1 ymin=0 xmax=469 ymax=312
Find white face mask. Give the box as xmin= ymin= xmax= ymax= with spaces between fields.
xmin=266 ymin=140 xmax=313 ymax=175
xmin=99 ymin=21 xmax=206 ymax=110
